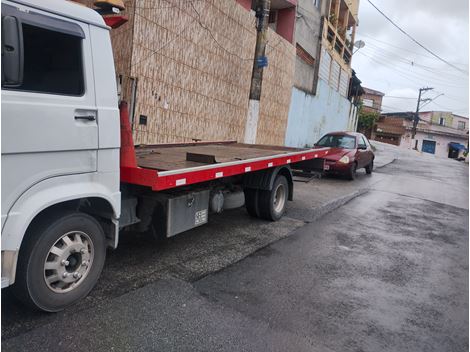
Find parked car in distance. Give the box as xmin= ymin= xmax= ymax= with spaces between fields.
xmin=313 ymin=132 xmax=375 ymax=180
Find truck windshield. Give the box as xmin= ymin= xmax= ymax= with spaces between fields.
xmin=316 ymin=135 xmax=356 ymax=149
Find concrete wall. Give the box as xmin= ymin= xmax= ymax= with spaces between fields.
xmin=285 ymin=80 xmax=352 ymax=147
xmin=401 ymin=132 xmax=468 ymax=159
xmin=293 ymin=0 xmax=322 ymax=93
xmin=295 ymin=0 xmax=322 ymax=56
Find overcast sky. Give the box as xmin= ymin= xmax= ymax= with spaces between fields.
xmin=352 ymin=0 xmax=469 ymax=117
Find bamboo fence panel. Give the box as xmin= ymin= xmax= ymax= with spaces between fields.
xmin=75 ymin=0 xmax=295 ymax=146
xmin=257 ymin=29 xmax=296 ymax=145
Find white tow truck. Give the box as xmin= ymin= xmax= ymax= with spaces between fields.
xmin=1 ymin=0 xmax=329 ymax=311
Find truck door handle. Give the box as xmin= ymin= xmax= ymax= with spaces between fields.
xmin=75 ymin=115 xmax=96 ymax=121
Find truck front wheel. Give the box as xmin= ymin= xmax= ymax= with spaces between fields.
xmin=13 ymin=212 xmax=106 ymax=312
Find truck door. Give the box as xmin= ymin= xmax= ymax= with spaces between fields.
xmin=1 ymin=3 xmax=98 ymax=227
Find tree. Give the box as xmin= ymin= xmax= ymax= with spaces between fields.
xmin=356 ymin=105 xmax=379 ymax=137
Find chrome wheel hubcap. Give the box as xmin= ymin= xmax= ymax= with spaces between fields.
xmin=43 ymin=231 xmax=94 ymax=293
xmin=273 ymin=183 xmax=286 ymax=213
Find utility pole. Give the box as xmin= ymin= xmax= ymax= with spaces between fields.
xmin=244 ymin=0 xmax=271 ymax=144
xmin=411 ymin=87 xmax=433 ymax=144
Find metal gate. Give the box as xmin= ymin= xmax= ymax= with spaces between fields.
xmin=422 ymin=140 xmax=436 ymax=154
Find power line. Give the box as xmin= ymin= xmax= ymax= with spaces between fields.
xmin=365 ymin=0 xmax=468 ymax=74
xmin=130 ymin=9 xmax=203 ymax=67
xmin=357 ymin=33 xmax=469 ymax=67
xmin=356 ymin=51 xmax=466 ymax=89
xmin=429 ymin=100 xmax=468 ymax=113
xmin=189 ymin=2 xmax=253 ymax=61
xmin=360 ymin=47 xmax=467 ymax=86
xmin=362 ymin=41 xmax=466 ymax=79
xmin=384 ymin=95 xmax=417 ymax=100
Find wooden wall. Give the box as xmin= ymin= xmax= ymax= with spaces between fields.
xmin=76 ymin=0 xmax=295 ymax=146
xmin=257 ymin=30 xmax=295 ymax=145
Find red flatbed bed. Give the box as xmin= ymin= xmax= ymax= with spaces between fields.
xmin=120 ymin=141 xmax=330 ymax=191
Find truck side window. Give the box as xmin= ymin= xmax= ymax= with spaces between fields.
xmin=12 ymin=23 xmax=84 ymax=96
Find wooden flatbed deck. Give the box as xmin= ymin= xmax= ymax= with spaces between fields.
xmin=121 ymin=141 xmax=330 ymax=191
xmin=135 ymin=141 xmax=303 ymax=172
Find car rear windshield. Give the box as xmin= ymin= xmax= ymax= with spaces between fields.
xmin=316 ymin=135 xmax=356 ymax=149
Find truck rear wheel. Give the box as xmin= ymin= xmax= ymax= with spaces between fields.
xmin=258 ymin=175 xmax=288 ymax=221
xmin=244 ymin=188 xmax=260 ymax=218
xmin=13 ymin=212 xmax=106 ymax=312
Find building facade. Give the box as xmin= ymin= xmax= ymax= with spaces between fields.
xmin=357 ymin=86 xmax=384 ymax=138
xmin=372 ymin=111 xmax=469 ymax=158
xmin=361 ymin=87 xmax=384 ymax=114
xmin=285 ymin=0 xmax=361 ymax=148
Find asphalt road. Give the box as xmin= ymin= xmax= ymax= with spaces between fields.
xmin=2 ymin=152 xmax=468 ymax=351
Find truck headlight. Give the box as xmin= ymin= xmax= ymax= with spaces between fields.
xmin=338 ymin=156 xmax=350 ymax=164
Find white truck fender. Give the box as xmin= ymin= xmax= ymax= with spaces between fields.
xmin=2 ymin=172 xmax=120 ymax=252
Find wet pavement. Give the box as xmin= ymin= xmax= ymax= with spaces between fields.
xmin=2 ymin=147 xmax=468 ymax=351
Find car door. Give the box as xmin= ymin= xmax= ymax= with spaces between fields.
xmin=363 ymin=135 xmax=374 ymax=165
xmin=1 ymin=2 xmax=98 ymax=227
xmin=356 ymin=136 xmax=369 ymax=168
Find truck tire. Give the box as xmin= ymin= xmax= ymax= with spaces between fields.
xmin=145 ymin=222 xmax=168 ymax=244
xmin=258 ymin=175 xmax=288 ymax=221
xmin=244 ymin=188 xmax=260 ymax=218
xmin=13 ymin=212 xmax=106 ymax=312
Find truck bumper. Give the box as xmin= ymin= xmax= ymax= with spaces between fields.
xmin=1 ymin=250 xmax=19 ymax=288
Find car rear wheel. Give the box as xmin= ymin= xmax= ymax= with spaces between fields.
xmin=365 ymin=160 xmax=374 ymax=174
xmin=347 ymin=162 xmax=357 ymax=181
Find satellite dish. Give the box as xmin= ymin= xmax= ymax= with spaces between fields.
xmin=354 ymin=40 xmax=365 ymax=49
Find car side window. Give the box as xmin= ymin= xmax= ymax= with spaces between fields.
xmin=358 ymin=136 xmax=367 ymax=148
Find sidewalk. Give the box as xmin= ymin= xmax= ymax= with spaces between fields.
xmin=287 ymin=141 xmax=397 ymax=222
xmin=370 ymin=140 xmax=398 ymax=168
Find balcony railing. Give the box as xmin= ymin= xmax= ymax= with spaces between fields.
xmin=324 ymin=21 xmax=353 ymax=67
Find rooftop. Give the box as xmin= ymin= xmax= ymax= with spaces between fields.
xmin=362 ymin=87 xmax=385 ymax=97
xmin=420 ymin=111 xmax=469 ymax=120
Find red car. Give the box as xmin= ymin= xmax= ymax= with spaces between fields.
xmin=314 ymin=132 xmax=375 ymax=180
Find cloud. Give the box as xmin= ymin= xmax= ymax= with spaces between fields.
xmin=353 ymin=0 xmax=469 ymax=117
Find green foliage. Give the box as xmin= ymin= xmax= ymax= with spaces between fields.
xmin=357 ymin=106 xmax=380 ymax=131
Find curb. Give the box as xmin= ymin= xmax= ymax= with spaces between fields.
xmin=307 ymin=188 xmax=369 ymax=223
xmin=374 ymin=157 xmax=396 ymax=170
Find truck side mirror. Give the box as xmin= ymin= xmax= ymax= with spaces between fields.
xmin=1 ymin=15 xmax=23 ymax=87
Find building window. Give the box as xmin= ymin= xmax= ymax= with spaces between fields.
xmin=362 ymin=99 xmax=374 ymax=108
xmin=458 ymin=121 xmax=466 ymax=130
xmin=296 ymin=44 xmax=315 ymax=66
xmin=439 ymin=117 xmax=446 ymax=126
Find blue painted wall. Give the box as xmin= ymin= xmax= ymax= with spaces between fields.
xmin=285 ymin=80 xmax=352 ymax=148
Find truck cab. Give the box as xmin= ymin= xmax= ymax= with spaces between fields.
xmin=1 ymin=0 xmax=121 ymax=311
